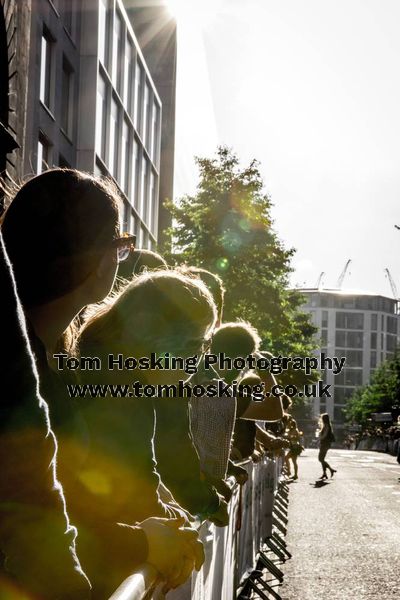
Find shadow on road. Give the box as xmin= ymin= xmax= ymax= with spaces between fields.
xmin=310 ymin=480 xmax=330 ymax=488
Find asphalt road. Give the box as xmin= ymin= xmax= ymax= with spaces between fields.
xmin=280 ymin=449 xmax=400 ymax=600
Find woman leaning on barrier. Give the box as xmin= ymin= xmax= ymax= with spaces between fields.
xmin=1 ymin=168 xmax=130 ymax=598
xmin=1 ymin=169 xmax=202 ymax=599
xmin=69 ymin=270 xmax=220 ymax=596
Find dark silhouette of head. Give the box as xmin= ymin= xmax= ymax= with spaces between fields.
xmin=79 ymin=270 xmax=217 ymax=365
xmin=211 ymin=321 xmax=260 ymax=357
xmin=210 ymin=321 xmax=260 ymax=383
xmin=2 ymin=169 xmax=120 ymax=308
xmin=321 ymin=413 xmax=331 ymax=427
xmin=117 ymin=248 xmax=167 ymax=280
xmin=183 ymin=266 xmax=225 ymax=325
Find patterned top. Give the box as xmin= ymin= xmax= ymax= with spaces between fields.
xmin=188 ymin=359 xmax=237 ymax=479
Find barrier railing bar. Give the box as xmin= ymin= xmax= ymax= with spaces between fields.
xmin=111 ymin=456 xmax=287 ymax=600
xmin=108 ymin=564 xmax=159 ymax=600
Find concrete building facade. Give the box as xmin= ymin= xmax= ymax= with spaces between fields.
xmin=0 ymin=0 xmax=31 ymax=204
xmin=1 ymin=0 xmax=177 ymax=249
xmin=301 ymin=289 xmax=400 ymax=430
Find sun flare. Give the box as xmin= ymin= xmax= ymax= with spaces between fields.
xmin=167 ymin=0 xmax=221 ymax=28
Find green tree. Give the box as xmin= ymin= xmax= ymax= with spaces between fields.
xmin=345 ymin=352 xmax=400 ymax=425
xmin=164 ymin=147 xmax=318 ymax=397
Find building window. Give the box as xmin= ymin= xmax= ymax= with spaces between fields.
xmin=347 ymin=331 xmax=363 ymax=347
xmin=150 ymin=100 xmax=159 ymax=164
xmin=320 ymin=295 xmax=329 ymax=308
xmin=370 ymin=332 xmax=377 ymax=349
xmin=370 ymin=351 xmax=376 ymax=369
xmin=335 ymin=312 xmax=364 ymax=330
xmin=123 ymin=39 xmax=134 ymax=111
xmin=334 ymin=406 xmax=346 ymax=422
xmin=335 ymin=331 xmax=363 ymax=348
xmin=334 ymin=387 xmax=354 ymax=403
xmin=148 ymin=170 xmax=157 ymax=233
xmin=336 ymin=350 xmax=363 ymax=368
xmin=138 ymin=224 xmax=146 ymax=248
xmin=142 ymin=82 xmax=150 ymax=147
xmin=120 ymin=120 xmax=130 ymax=195
xmin=387 ymin=334 xmax=397 ymax=353
xmin=133 ymin=60 xmax=143 ymax=133
xmin=335 ymin=369 xmax=363 ymax=386
xmin=122 ymin=201 xmax=131 ymax=232
xmin=321 ymin=329 xmax=328 ymax=345
xmin=37 ymin=133 xmax=51 ymax=174
xmin=322 ymin=310 xmax=328 ymax=328
xmin=387 ymin=316 xmax=398 ymax=335
xmin=112 ymin=10 xmax=123 ymax=94
xmin=61 ymin=56 xmax=74 ymax=137
xmin=40 ymin=29 xmax=54 ymax=110
xmin=371 ymin=313 xmax=377 ymax=331
xmin=140 ymin=157 xmax=149 ymax=219
xmin=99 ymin=0 xmax=111 ymax=69
xmin=336 ymin=331 xmax=345 ymax=347
xmin=335 ymin=297 xmax=355 ymax=309
xmin=132 ymin=139 xmax=140 ymax=210
xmin=96 ymin=74 xmax=108 ymax=160
xmin=109 ymin=98 xmax=119 ymax=177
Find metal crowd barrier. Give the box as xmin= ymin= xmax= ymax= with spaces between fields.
xmin=110 ymin=455 xmax=284 ymax=600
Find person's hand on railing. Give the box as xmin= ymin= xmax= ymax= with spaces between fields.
xmin=203 ymin=474 xmax=234 ymax=503
xmin=208 ymin=497 xmax=230 ymax=527
xmin=227 ymin=460 xmax=249 ymax=486
xmin=252 ymin=449 xmax=264 ymax=463
xmin=140 ymin=516 xmax=204 ymax=591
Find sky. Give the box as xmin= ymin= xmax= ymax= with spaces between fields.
xmin=170 ymin=0 xmax=400 ymax=298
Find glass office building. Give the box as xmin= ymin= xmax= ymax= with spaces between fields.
xmin=301 ymin=289 xmax=400 ymax=429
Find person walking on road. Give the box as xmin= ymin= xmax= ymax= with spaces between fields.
xmin=317 ymin=413 xmax=337 ymax=479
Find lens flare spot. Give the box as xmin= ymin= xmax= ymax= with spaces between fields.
xmin=238 ymin=218 xmax=252 ymax=232
xmin=216 ymin=257 xmax=229 ymax=271
xmin=0 ymin=577 xmax=33 ymax=599
xmin=221 ymin=231 xmax=243 ymax=252
xmin=78 ymin=469 xmax=112 ymax=496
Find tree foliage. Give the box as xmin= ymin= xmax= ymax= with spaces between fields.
xmin=163 ymin=147 xmax=318 ymax=396
xmin=345 ymin=352 xmax=400 ymax=425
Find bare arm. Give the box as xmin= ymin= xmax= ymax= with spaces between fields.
xmin=240 ymin=370 xmax=283 ymax=421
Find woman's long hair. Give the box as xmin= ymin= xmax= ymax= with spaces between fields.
xmin=78 ymin=270 xmax=218 ymax=363
xmin=320 ymin=412 xmax=332 ymax=431
xmin=1 ymin=169 xmax=120 ymax=308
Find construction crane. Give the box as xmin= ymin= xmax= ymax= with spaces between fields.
xmin=315 ymin=272 xmax=325 ymax=290
xmin=384 ymin=268 xmax=398 ymax=300
xmin=336 ymin=259 xmax=351 ymax=289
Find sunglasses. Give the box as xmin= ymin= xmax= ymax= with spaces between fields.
xmin=112 ymin=233 xmax=136 ymax=263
